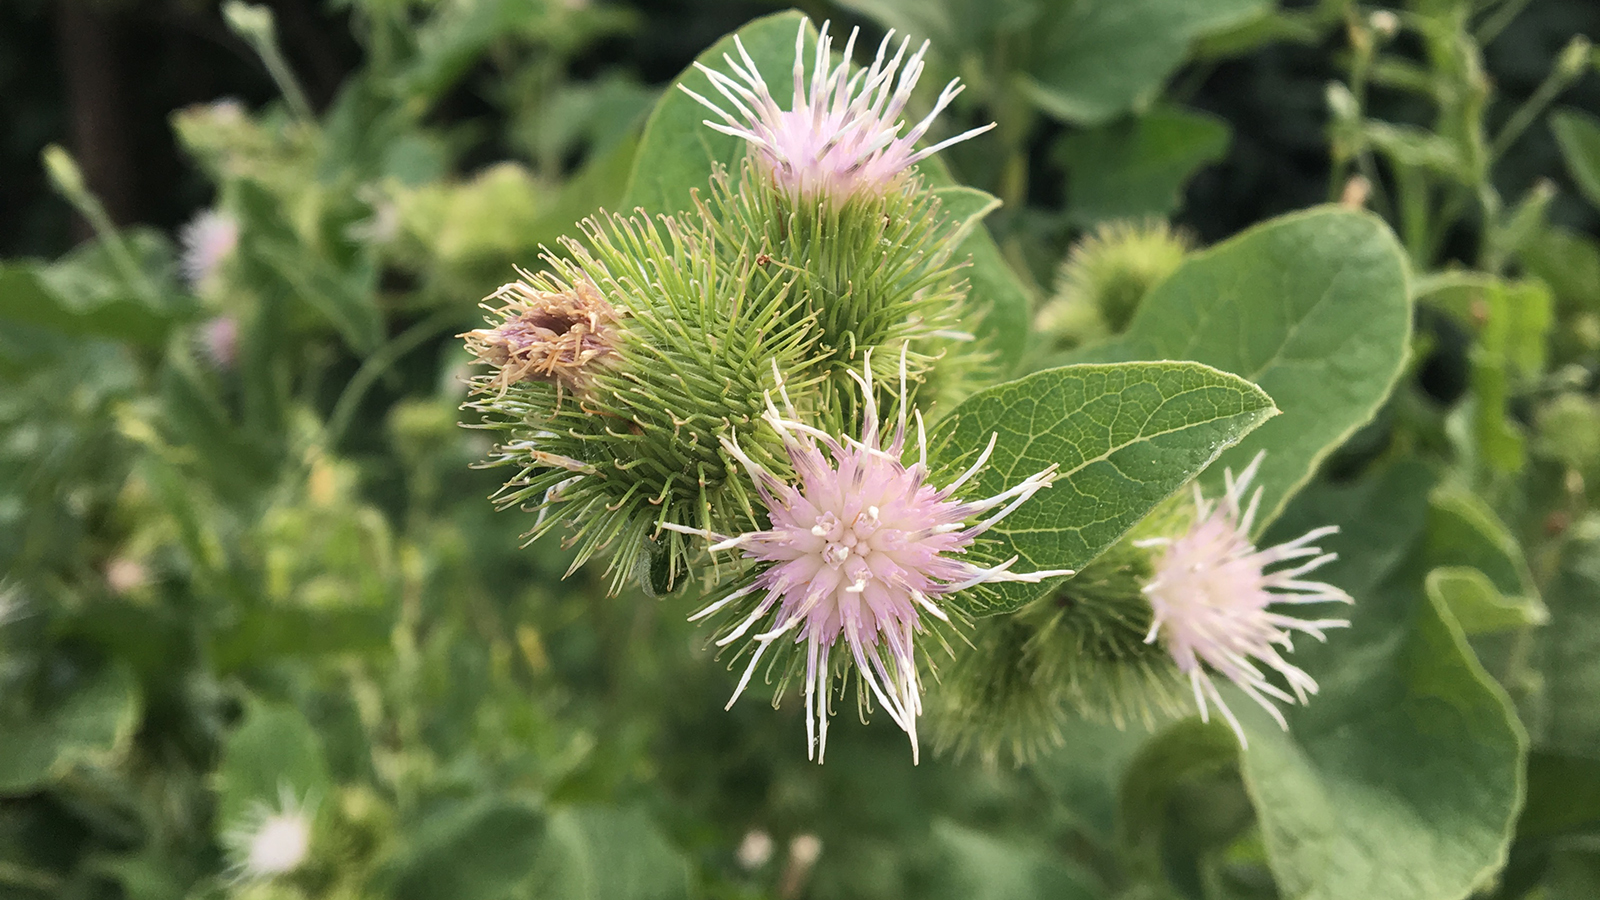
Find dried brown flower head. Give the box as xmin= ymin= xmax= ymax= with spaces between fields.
xmin=462 ymin=271 xmax=619 ymax=395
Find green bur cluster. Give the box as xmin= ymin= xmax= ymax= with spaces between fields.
xmin=935 ymin=501 xmax=1195 ymax=765
xmin=464 ymin=165 xmax=973 ymax=594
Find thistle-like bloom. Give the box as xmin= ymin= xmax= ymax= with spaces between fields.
xmin=666 ymin=354 xmax=1071 ymax=763
xmin=462 ymin=272 xmax=619 ymax=396
xmin=224 ymin=786 xmax=313 ymax=880
xmin=1138 ymin=454 xmax=1352 ymax=746
xmin=199 ymin=314 xmax=240 ymax=369
xmin=681 ymin=19 xmax=994 ymax=201
xmin=179 ymin=209 xmax=239 ymax=290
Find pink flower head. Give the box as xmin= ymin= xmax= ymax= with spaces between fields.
xmin=179 ymin=209 xmax=239 ymax=290
xmin=199 ymin=314 xmax=240 ymax=369
xmin=679 ymin=19 xmax=995 ymax=202
xmin=665 ymin=352 xmax=1071 ymax=763
xmin=1138 ymin=453 xmax=1352 ymax=747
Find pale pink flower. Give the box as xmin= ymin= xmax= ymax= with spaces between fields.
xmin=680 ymin=19 xmax=994 ymax=201
xmin=665 ymin=353 xmax=1071 ymax=763
xmin=1138 ymin=454 xmax=1352 ymax=746
xmin=179 ymin=209 xmax=239 ymax=290
xmin=199 ymin=315 xmax=240 ymax=369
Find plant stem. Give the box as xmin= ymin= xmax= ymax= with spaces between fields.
xmin=324 ymin=310 xmax=459 ymax=450
xmin=41 ymin=145 xmax=161 ymax=305
xmin=1489 ymin=55 xmax=1582 ymax=164
xmin=1474 ymin=0 xmax=1532 ymax=46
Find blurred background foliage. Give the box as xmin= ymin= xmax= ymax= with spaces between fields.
xmin=2 ymin=0 xmax=1600 ymax=898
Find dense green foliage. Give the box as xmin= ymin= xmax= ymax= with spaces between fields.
xmin=3 ymin=1 xmax=1600 ymax=899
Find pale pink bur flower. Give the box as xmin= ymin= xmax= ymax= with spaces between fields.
xmin=199 ymin=315 xmax=240 ymax=369
xmin=665 ymin=354 xmax=1071 ymax=763
xmin=680 ymin=19 xmax=995 ymax=201
xmin=179 ymin=209 xmax=239 ymax=290
xmin=1139 ymin=454 xmax=1352 ymax=747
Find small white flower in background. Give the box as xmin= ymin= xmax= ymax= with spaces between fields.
xmin=179 ymin=209 xmax=239 ymax=291
xmin=779 ymin=833 xmax=824 ymax=897
xmin=736 ymin=829 xmax=774 ymax=870
xmin=788 ymin=833 xmax=822 ymax=868
xmin=681 ymin=18 xmax=994 ymax=201
xmin=104 ymin=557 xmax=150 ymax=595
xmin=225 ymin=787 xmax=314 ymax=880
xmin=1138 ymin=453 xmax=1352 ymax=746
xmin=665 ymin=351 xmax=1071 ymax=764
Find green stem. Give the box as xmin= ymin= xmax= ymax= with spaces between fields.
xmin=1489 ymin=55 xmax=1581 ymax=164
xmin=256 ymin=39 xmax=315 ymax=122
xmin=41 ymin=146 xmax=161 ymax=305
xmin=324 ymin=310 xmax=458 ymax=450
xmin=1332 ymin=13 xmax=1377 ymax=201
xmin=1474 ymin=0 xmax=1532 ymax=46
xmin=224 ymin=2 xmax=314 ymax=122
xmin=1395 ymin=164 xmax=1435 ymax=266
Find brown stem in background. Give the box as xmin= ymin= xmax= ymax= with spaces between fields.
xmin=53 ymin=0 xmax=136 ymax=236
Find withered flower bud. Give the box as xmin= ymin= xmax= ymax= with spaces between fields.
xmin=461 ymin=271 xmax=620 ymax=396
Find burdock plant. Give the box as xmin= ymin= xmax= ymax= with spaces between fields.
xmin=464 ymin=211 xmax=820 ymax=594
xmin=464 ymin=18 xmax=999 ymax=598
xmin=462 ymin=13 xmax=1304 ymax=764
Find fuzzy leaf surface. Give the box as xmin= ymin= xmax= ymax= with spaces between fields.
xmin=1071 ymin=207 xmax=1411 ymax=530
xmin=1552 ymin=107 xmax=1600 ymax=211
xmin=933 ymin=185 xmax=1032 ymax=370
xmin=530 ymin=806 xmax=694 ymax=900
xmin=1023 ymin=0 xmax=1267 ymax=124
xmin=1236 ymin=462 xmax=1526 ymax=900
xmin=389 ymin=797 xmax=547 ymax=900
xmin=215 ymin=702 xmax=332 ymax=825
xmin=0 ymin=661 xmax=141 ymax=794
xmin=1426 ymin=567 xmax=1546 ymax=634
xmin=1057 ymin=105 xmax=1231 ymax=224
xmin=1423 ymin=488 xmax=1541 ymax=615
xmin=923 ymin=820 xmax=1100 ymax=900
xmin=930 ymin=361 xmax=1276 ymax=615
xmin=838 ymin=0 xmax=1265 ymax=125
xmin=1538 ymin=533 xmax=1600 ymax=762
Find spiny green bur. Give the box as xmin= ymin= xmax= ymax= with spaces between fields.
xmin=934 ymin=500 xmax=1194 ymax=765
xmin=469 ymin=210 xmax=818 ymax=595
xmin=468 ymin=170 xmax=980 ymax=596
xmin=699 ymin=165 xmax=976 ymax=416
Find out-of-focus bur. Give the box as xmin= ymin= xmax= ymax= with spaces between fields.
xmin=198 ymin=315 xmax=241 ymax=370
xmin=461 ymin=274 xmax=619 ymax=397
xmin=180 ymin=208 xmax=240 ymax=293
xmin=933 ymin=536 xmax=1191 ymax=766
xmin=1035 ymin=220 xmax=1189 ymax=352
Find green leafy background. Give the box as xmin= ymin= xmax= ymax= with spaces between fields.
xmin=3 ymin=1 xmax=1598 ymax=899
